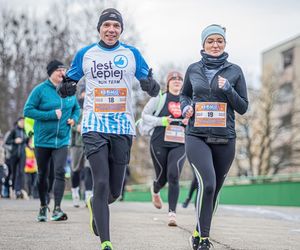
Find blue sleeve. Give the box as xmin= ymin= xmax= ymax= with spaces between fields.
xmin=123 ymin=44 xmax=149 ymax=80
xmin=66 ymin=44 xmax=96 ymax=81
xmin=23 ymin=85 xmax=57 ymax=121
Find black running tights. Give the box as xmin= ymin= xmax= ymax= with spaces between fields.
xmin=185 ymin=135 xmax=235 ymax=237
xmin=34 ymin=147 xmax=68 ymax=208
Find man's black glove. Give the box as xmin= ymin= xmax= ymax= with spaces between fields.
xmin=139 ymin=68 xmax=160 ymax=97
xmin=57 ymin=76 xmax=77 ymax=98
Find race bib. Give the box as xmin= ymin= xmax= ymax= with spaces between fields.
xmin=94 ymin=88 xmax=127 ymax=113
xmin=164 ymin=125 xmax=185 ymax=143
xmin=194 ymin=102 xmax=227 ymax=127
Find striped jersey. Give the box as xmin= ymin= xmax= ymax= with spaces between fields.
xmin=67 ymin=42 xmax=149 ymax=135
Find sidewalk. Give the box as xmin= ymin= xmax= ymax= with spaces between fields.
xmin=0 ymin=199 xmax=300 ymax=249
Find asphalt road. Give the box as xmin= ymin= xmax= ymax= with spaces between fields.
xmin=0 ymin=199 xmax=300 ymax=250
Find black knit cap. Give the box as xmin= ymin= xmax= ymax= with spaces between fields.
xmin=46 ymin=60 xmax=66 ymax=77
xmin=97 ymin=8 xmax=123 ymax=33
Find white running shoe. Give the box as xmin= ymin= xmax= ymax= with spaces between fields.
xmin=71 ymin=187 xmax=80 ymax=208
xmin=85 ymin=190 xmax=93 ymax=206
xmin=168 ymin=212 xmax=177 ymax=227
xmin=150 ymin=186 xmax=162 ymax=209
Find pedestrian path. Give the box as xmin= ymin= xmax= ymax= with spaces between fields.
xmin=0 ymin=199 xmax=300 ymax=249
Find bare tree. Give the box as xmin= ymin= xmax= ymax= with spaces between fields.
xmin=0 ymin=9 xmax=16 ymax=131
xmin=234 ymin=87 xmax=258 ymax=177
xmin=251 ymin=67 xmax=296 ymax=176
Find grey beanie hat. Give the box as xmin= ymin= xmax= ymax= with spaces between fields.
xmin=201 ymin=24 xmax=226 ymax=46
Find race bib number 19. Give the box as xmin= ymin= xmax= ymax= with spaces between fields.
xmin=194 ymin=102 xmax=227 ymax=127
xmin=94 ymin=88 xmax=127 ymax=113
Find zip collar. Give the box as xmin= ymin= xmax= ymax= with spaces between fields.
xmin=98 ymin=40 xmax=120 ymax=51
xmin=45 ymin=79 xmax=58 ymax=89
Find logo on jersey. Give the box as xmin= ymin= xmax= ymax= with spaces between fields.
xmin=91 ymin=60 xmax=124 ymax=83
xmin=113 ymin=55 xmax=128 ymax=68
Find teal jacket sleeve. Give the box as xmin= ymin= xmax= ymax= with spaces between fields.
xmin=23 ymin=86 xmax=57 ymax=121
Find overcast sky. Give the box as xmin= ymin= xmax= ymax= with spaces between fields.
xmin=3 ymin=0 xmax=300 ymax=87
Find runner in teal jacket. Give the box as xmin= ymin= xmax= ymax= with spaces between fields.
xmin=23 ymin=60 xmax=80 ymax=223
xmin=24 ymin=79 xmax=80 ymax=148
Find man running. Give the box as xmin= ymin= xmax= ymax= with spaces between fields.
xmin=57 ymin=8 xmax=160 ymax=250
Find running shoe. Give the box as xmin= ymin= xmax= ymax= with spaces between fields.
xmin=72 ymin=187 xmax=80 ymax=208
xmin=101 ymin=240 xmax=113 ymax=250
xmin=15 ymin=191 xmax=24 ymax=199
xmin=84 ymin=190 xmax=93 ymax=207
xmin=1 ymin=185 xmax=9 ymax=198
xmin=198 ymin=238 xmax=213 ymax=249
xmin=103 ymin=247 xmax=112 ymax=250
xmin=87 ymin=195 xmax=99 ymax=236
xmin=168 ymin=212 xmax=177 ymax=227
xmin=150 ymin=186 xmax=162 ymax=209
xmin=51 ymin=207 xmax=68 ymax=221
xmin=189 ymin=235 xmax=200 ymax=250
xmin=37 ymin=206 xmax=49 ymax=222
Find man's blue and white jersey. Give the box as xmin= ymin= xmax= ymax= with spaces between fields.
xmin=67 ymin=42 xmax=149 ymax=135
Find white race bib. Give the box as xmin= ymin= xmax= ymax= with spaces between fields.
xmin=194 ymin=102 xmax=227 ymax=127
xmin=164 ymin=125 xmax=185 ymax=143
xmin=94 ymin=87 xmax=127 ymax=113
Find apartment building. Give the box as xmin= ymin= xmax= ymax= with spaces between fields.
xmin=261 ymin=35 xmax=300 ymax=173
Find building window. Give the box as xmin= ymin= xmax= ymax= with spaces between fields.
xmin=276 ymin=82 xmax=293 ymax=104
xmin=282 ymin=48 xmax=294 ymax=68
xmin=280 ymin=113 xmax=292 ymax=128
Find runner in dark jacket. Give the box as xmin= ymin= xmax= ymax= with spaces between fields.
xmin=5 ymin=117 xmax=27 ymax=198
xmin=180 ymin=24 xmax=248 ymax=250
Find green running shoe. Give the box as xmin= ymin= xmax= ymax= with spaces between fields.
xmin=87 ymin=195 xmax=99 ymax=236
xmin=102 ymin=241 xmax=113 ymax=250
xmin=103 ymin=246 xmax=112 ymax=250
xmin=51 ymin=207 xmax=68 ymax=221
xmin=37 ymin=206 xmax=49 ymax=222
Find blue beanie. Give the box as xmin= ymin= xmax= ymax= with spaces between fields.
xmin=201 ymin=24 xmax=226 ymax=46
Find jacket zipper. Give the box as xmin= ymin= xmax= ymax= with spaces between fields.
xmin=55 ymin=97 xmax=63 ymax=148
xmin=203 ymin=64 xmax=230 ymax=137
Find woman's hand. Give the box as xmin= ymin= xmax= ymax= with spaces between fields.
xmin=15 ymin=137 xmax=23 ymax=144
xmin=182 ymin=118 xmax=189 ymax=125
xmin=184 ymin=106 xmax=194 ymax=118
xmin=218 ymin=75 xmax=230 ymax=90
xmin=67 ymin=118 xmax=75 ymax=127
xmin=76 ymin=124 xmax=81 ymax=133
xmin=166 ymin=116 xmax=173 ymax=124
xmin=55 ymin=109 xmax=62 ymax=120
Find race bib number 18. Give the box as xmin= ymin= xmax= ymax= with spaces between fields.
xmin=94 ymin=88 xmax=127 ymax=113
xmin=194 ymin=102 xmax=227 ymax=127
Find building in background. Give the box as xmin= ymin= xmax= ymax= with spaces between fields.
xmin=260 ymin=35 xmax=300 ymax=174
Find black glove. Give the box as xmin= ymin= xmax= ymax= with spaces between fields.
xmin=57 ymin=76 xmax=77 ymax=98
xmin=139 ymin=68 xmax=160 ymax=97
